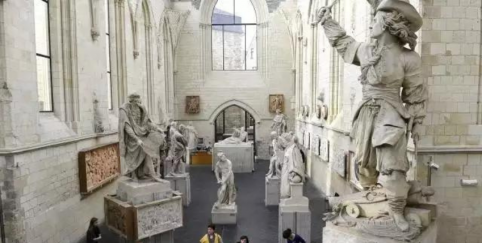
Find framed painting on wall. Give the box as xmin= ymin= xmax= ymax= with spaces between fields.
xmin=185 ymin=96 xmax=200 ymax=114
xmin=269 ymin=94 xmax=284 ymax=113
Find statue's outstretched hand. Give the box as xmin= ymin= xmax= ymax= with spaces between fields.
xmin=312 ymin=7 xmax=331 ymax=26
xmin=411 ymin=123 xmax=422 ymax=143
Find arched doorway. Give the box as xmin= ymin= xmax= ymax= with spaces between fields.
xmin=214 ymin=105 xmax=256 ymax=154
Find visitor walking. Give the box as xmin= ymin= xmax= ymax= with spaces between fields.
xmin=282 ymin=228 xmax=305 ymax=243
xmin=200 ymin=224 xmax=223 ymax=243
xmin=86 ymin=217 xmax=102 ymax=243
xmin=237 ymin=235 xmax=249 ymax=243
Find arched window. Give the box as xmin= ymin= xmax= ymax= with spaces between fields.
xmin=35 ymin=0 xmax=53 ymax=112
xmin=211 ymin=0 xmax=257 ymax=71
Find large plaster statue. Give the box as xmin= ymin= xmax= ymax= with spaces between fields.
xmin=271 ymin=109 xmax=287 ymax=136
xmin=119 ymin=93 xmax=166 ymax=182
xmin=218 ymin=128 xmax=243 ymax=144
xmin=266 ymin=131 xmax=283 ymax=178
xmin=185 ymin=122 xmax=199 ymax=149
xmin=280 ymin=133 xmax=305 ymax=199
xmin=166 ymin=122 xmax=188 ymax=176
xmin=239 ymin=126 xmax=249 ymax=142
xmin=214 ymin=152 xmax=237 ymax=208
xmin=313 ymin=0 xmax=427 ymax=233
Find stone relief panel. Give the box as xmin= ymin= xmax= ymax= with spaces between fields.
xmin=269 ymin=94 xmax=284 ymax=113
xmin=135 ymin=196 xmax=183 ymax=240
xmin=312 ymin=135 xmax=320 ymax=156
xmin=185 ymin=96 xmax=200 ymax=114
xmin=332 ymin=149 xmax=347 ymax=178
xmin=79 ymin=143 xmax=120 ymax=194
xmin=320 ymin=138 xmax=329 ymax=162
xmin=304 ymin=132 xmax=311 ymax=150
xmin=104 ymin=196 xmax=134 ymax=240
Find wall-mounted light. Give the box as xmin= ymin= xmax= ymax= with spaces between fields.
xmin=460 ymin=179 xmax=478 ymax=187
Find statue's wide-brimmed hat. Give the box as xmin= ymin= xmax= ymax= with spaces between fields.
xmin=377 ymin=0 xmax=423 ymax=32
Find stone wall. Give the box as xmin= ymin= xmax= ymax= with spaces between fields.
xmin=293 ymin=0 xmax=482 ymax=242
xmin=172 ymin=0 xmax=297 ymax=160
xmin=0 ymin=0 xmax=168 ymax=242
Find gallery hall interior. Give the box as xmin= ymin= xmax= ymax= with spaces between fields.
xmin=0 ymin=0 xmax=482 ymax=242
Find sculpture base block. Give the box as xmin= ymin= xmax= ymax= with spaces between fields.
xmin=211 ymin=205 xmax=237 ymax=224
xmin=145 ymin=230 xmax=174 ymax=243
xmin=116 ymin=178 xmax=172 ymax=205
xmin=279 ymin=183 xmax=311 ymax=243
xmin=213 ymin=143 xmax=254 ymax=173
xmin=265 ymin=177 xmax=280 ymax=206
xmin=165 ymin=174 xmax=191 ymax=206
xmin=322 ymin=221 xmax=438 ymax=243
xmin=104 ymin=191 xmax=182 ymax=242
xmin=279 ymin=200 xmax=311 ymax=243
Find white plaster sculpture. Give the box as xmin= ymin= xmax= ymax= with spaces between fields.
xmin=280 ymin=133 xmax=305 ymax=199
xmin=313 ymin=0 xmax=429 ymax=238
xmin=218 ymin=128 xmax=243 ymax=144
xmin=214 ymin=152 xmax=237 ymax=208
xmin=185 ymin=122 xmax=199 ymax=149
xmin=271 ymin=109 xmax=288 ymax=136
xmin=266 ymin=131 xmax=284 ymax=179
xmin=119 ymin=93 xmax=166 ymax=182
xmin=239 ymin=126 xmax=249 ymax=142
xmin=166 ymin=123 xmax=188 ymax=176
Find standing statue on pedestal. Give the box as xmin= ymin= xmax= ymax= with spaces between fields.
xmin=271 ymin=109 xmax=287 ymax=136
xmin=266 ymin=131 xmax=283 ymax=179
xmin=119 ymin=93 xmax=166 ymax=182
xmin=214 ymin=152 xmax=237 ymax=208
xmin=167 ymin=122 xmax=188 ymax=176
xmin=185 ymin=122 xmax=199 ymax=149
xmin=313 ymin=0 xmax=427 ymax=234
xmin=280 ymin=133 xmax=305 ymax=199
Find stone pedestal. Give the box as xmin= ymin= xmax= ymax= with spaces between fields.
xmin=211 ymin=204 xmax=237 ymax=224
xmin=186 ymin=148 xmax=193 ymax=165
xmin=105 ymin=178 xmax=183 ymax=242
xmin=213 ymin=143 xmax=254 ymax=173
xmin=265 ymin=177 xmax=280 ymax=206
xmin=165 ymin=174 xmax=191 ymax=206
xmin=322 ymin=221 xmax=438 ymax=243
xmin=146 ymin=230 xmax=174 ymax=243
xmin=116 ymin=178 xmax=172 ymax=205
xmin=278 ymin=183 xmax=311 ymax=243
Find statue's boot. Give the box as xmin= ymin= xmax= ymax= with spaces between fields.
xmin=389 ymin=198 xmax=410 ymax=232
xmin=392 ymin=211 xmax=409 ymax=232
